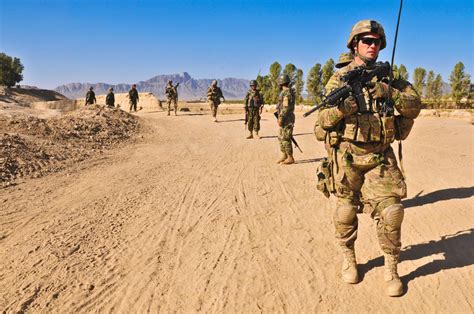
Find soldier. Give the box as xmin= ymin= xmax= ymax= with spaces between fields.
xmin=207 ymin=80 xmax=225 ymax=122
xmin=128 ymin=84 xmax=139 ymax=113
xmin=336 ymin=52 xmax=353 ymax=69
xmin=85 ymin=86 xmax=96 ymax=105
xmin=316 ymin=20 xmax=421 ymax=296
xmin=276 ymin=74 xmax=295 ymax=165
xmin=244 ymin=80 xmax=264 ymax=139
xmin=165 ymin=80 xmax=179 ymax=116
xmin=105 ymin=87 xmax=115 ymax=108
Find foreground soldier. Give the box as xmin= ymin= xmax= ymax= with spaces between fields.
xmin=128 ymin=84 xmax=139 ymax=113
xmin=316 ymin=20 xmax=421 ymax=296
xmin=276 ymin=74 xmax=295 ymax=165
xmin=336 ymin=52 xmax=353 ymax=69
xmin=165 ymin=80 xmax=179 ymax=116
xmin=244 ymin=80 xmax=264 ymax=139
xmin=85 ymin=87 xmax=96 ymax=105
xmin=207 ymin=80 xmax=225 ymax=122
xmin=105 ymin=87 xmax=115 ymax=108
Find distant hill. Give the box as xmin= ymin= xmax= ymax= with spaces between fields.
xmin=55 ymin=72 xmax=250 ymax=100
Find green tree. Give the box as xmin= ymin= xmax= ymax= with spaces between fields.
xmin=283 ymin=63 xmax=297 ymax=82
xmin=268 ymin=61 xmax=282 ymax=104
xmin=321 ymin=58 xmax=335 ymax=87
xmin=306 ymin=63 xmax=323 ymax=103
xmin=399 ymin=64 xmax=409 ymax=80
xmin=433 ymin=74 xmax=443 ymax=101
xmin=294 ymin=68 xmax=304 ymax=104
xmin=256 ymin=74 xmax=272 ymax=104
xmin=413 ymin=67 xmax=427 ymax=97
xmin=425 ymin=70 xmax=435 ymax=99
xmin=0 ymin=53 xmax=24 ymax=87
xmin=449 ymin=62 xmax=471 ymax=104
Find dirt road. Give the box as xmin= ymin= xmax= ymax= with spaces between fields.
xmin=1 ymin=111 xmax=473 ymax=312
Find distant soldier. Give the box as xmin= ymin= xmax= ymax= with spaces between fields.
xmin=128 ymin=84 xmax=139 ymax=112
xmin=244 ymin=80 xmax=264 ymax=139
xmin=276 ymin=74 xmax=295 ymax=165
xmin=85 ymin=86 xmax=96 ymax=105
xmin=207 ymin=80 xmax=225 ymax=122
xmin=165 ymin=80 xmax=180 ymax=116
xmin=105 ymin=87 xmax=115 ymax=108
xmin=336 ymin=52 xmax=354 ymax=69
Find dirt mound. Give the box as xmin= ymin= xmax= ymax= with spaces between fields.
xmin=0 ymin=87 xmax=68 ymax=106
xmin=1 ymin=105 xmax=139 ymax=187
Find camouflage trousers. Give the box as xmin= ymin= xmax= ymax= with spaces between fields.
xmin=167 ymin=97 xmax=178 ymax=115
xmin=332 ymin=145 xmax=406 ymax=256
xmin=278 ymin=123 xmax=294 ymax=155
xmin=129 ymin=100 xmax=138 ymax=112
xmin=247 ymin=108 xmax=261 ymax=132
xmin=209 ymin=101 xmax=219 ymax=118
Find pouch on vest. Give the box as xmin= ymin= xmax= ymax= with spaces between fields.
xmin=395 ymin=116 xmax=414 ymax=140
xmin=381 ymin=115 xmax=396 ymax=144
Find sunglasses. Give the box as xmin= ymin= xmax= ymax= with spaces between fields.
xmin=360 ymin=37 xmax=382 ymax=46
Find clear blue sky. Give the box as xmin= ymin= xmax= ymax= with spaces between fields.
xmin=0 ymin=0 xmax=472 ymax=89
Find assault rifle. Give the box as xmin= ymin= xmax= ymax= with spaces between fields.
xmin=273 ymin=111 xmax=303 ymax=153
xmin=303 ymin=61 xmax=391 ymax=117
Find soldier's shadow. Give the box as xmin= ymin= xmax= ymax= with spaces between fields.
xmin=402 ymin=186 xmax=474 ymax=209
xmin=358 ymin=229 xmax=474 ymax=292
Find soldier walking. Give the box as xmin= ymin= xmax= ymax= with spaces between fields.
xmin=315 ymin=20 xmax=421 ymax=296
xmin=85 ymin=86 xmax=96 ymax=105
xmin=207 ymin=80 xmax=225 ymax=122
xmin=105 ymin=87 xmax=115 ymax=108
xmin=128 ymin=84 xmax=139 ymax=113
xmin=165 ymin=80 xmax=179 ymax=116
xmin=244 ymin=80 xmax=264 ymax=139
xmin=276 ymin=74 xmax=295 ymax=165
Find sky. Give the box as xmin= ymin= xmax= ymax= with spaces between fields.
xmin=0 ymin=0 xmax=472 ymax=89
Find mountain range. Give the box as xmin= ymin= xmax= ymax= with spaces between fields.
xmin=54 ymin=72 xmax=250 ymax=100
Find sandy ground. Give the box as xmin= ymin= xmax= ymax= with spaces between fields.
xmin=1 ymin=110 xmax=473 ymax=312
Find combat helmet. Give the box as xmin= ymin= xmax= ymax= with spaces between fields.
xmin=336 ymin=52 xmax=354 ymax=69
xmin=250 ymin=80 xmax=257 ymax=86
xmin=278 ymin=74 xmax=291 ymax=85
xmin=211 ymin=80 xmax=217 ymax=86
xmin=347 ymin=20 xmax=386 ymax=50
xmin=167 ymin=80 xmax=172 ymax=85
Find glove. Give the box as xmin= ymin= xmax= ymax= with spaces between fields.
xmin=338 ymin=96 xmax=358 ymax=116
xmin=367 ymin=81 xmax=390 ymax=100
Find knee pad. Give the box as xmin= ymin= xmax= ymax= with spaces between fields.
xmin=335 ymin=205 xmax=357 ymax=224
xmin=381 ymin=204 xmax=404 ymax=229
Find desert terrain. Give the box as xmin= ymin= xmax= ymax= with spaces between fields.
xmin=1 ymin=95 xmax=473 ymax=312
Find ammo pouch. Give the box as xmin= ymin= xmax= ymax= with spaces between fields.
xmin=316 ymin=158 xmax=335 ymax=198
xmin=381 ymin=115 xmax=396 ymax=144
xmin=314 ymin=122 xmax=326 ymax=142
xmin=395 ymin=116 xmax=414 ymax=140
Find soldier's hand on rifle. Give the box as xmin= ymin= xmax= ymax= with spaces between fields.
xmin=367 ymin=81 xmax=390 ymax=100
xmin=338 ymin=96 xmax=358 ymax=116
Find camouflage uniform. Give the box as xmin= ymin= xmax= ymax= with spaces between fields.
xmin=207 ymin=82 xmax=224 ymax=121
xmin=165 ymin=82 xmax=179 ymax=116
xmin=128 ymin=87 xmax=139 ymax=112
xmin=316 ymin=19 xmax=422 ymax=296
xmin=244 ymin=88 xmax=263 ymax=134
xmin=320 ymin=59 xmax=420 ymax=255
xmin=277 ymin=87 xmax=295 ymax=157
xmin=105 ymin=89 xmax=115 ymax=107
xmin=85 ymin=89 xmax=96 ymax=105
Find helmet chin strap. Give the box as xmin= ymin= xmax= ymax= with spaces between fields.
xmin=355 ymin=51 xmax=377 ymax=66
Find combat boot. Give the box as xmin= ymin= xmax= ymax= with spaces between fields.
xmin=246 ymin=132 xmax=253 ymax=139
xmin=281 ymin=154 xmax=295 ymax=165
xmin=384 ymin=253 xmax=403 ymax=297
xmin=341 ymin=247 xmax=359 ymax=284
xmin=255 ymin=131 xmax=260 ymax=139
xmin=276 ymin=153 xmax=287 ymax=164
